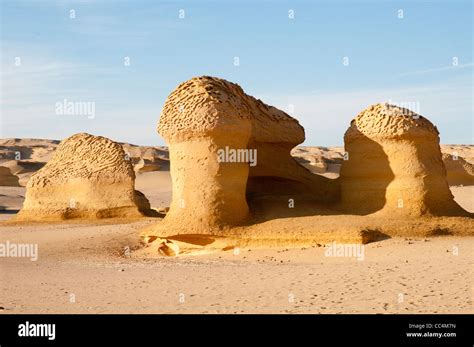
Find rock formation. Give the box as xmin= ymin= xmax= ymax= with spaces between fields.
xmin=133 ymin=158 xmax=165 ymax=173
xmin=0 ymin=166 xmax=20 ymax=186
xmin=442 ymin=153 xmax=474 ymax=186
xmin=340 ymin=103 xmax=468 ymax=216
xmin=157 ymin=76 xmax=339 ymax=233
xmin=1 ymin=160 xmax=45 ymax=175
xmin=16 ymin=133 xmax=151 ymax=221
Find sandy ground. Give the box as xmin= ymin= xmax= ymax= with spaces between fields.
xmin=0 ymin=171 xmax=472 ymax=314
xmin=0 ymin=221 xmax=472 ymax=313
xmin=135 ymin=172 xmax=172 ymax=208
xmin=451 ymin=186 xmax=473 ymax=212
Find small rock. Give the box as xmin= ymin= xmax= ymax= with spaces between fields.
xmin=158 ymin=240 xmax=180 ymax=256
xmin=143 ymin=235 xmax=158 ymax=244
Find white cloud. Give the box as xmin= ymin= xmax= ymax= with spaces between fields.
xmin=399 ymin=62 xmax=473 ymax=76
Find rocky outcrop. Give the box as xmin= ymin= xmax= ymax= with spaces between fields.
xmin=16 ymin=133 xmax=152 ymax=221
xmin=0 ymin=166 xmax=20 ymax=186
xmin=442 ymin=153 xmax=474 ymax=186
xmin=340 ymin=103 xmax=468 ymax=216
xmin=157 ymin=76 xmax=339 ymax=233
xmin=1 ymin=160 xmax=45 ymax=175
xmin=133 ymin=158 xmax=165 ymax=173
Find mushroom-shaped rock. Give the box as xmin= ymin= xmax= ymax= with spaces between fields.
xmin=16 ymin=133 xmax=151 ymax=221
xmin=340 ymin=103 xmax=468 ymax=216
xmin=157 ymin=76 xmax=339 ymax=233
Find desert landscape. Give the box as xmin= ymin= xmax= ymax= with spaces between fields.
xmin=0 ymin=76 xmax=472 ymax=314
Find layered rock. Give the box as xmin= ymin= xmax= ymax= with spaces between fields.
xmin=133 ymin=158 xmax=166 ymax=173
xmin=157 ymin=76 xmax=339 ymax=233
xmin=0 ymin=166 xmax=20 ymax=186
xmin=442 ymin=153 xmax=474 ymax=186
xmin=340 ymin=103 xmax=468 ymax=216
xmin=16 ymin=133 xmax=151 ymax=221
xmin=1 ymin=160 xmax=45 ymax=175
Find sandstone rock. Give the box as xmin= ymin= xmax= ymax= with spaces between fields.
xmin=157 ymin=76 xmax=339 ymax=233
xmin=1 ymin=160 xmax=45 ymax=186
xmin=442 ymin=153 xmax=474 ymax=186
xmin=133 ymin=158 xmax=163 ymax=173
xmin=292 ymin=153 xmax=329 ymax=173
xmin=0 ymin=138 xmax=58 ymax=162
xmin=340 ymin=103 xmax=468 ymax=216
xmin=16 ymin=133 xmax=152 ymax=221
xmin=121 ymin=144 xmax=169 ymax=161
xmin=0 ymin=166 xmax=20 ymax=186
xmin=1 ymin=160 xmax=45 ymax=175
xmin=158 ymin=240 xmax=180 ymax=256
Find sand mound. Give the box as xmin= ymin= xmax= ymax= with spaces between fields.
xmin=0 ymin=166 xmax=20 ymax=186
xmin=15 ymin=133 xmax=152 ymax=221
xmin=155 ymin=76 xmax=339 ymax=233
xmin=442 ymin=153 xmax=474 ymax=186
xmin=340 ymin=103 xmax=468 ymax=216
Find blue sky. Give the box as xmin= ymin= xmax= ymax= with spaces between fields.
xmin=1 ymin=0 xmax=472 ymax=145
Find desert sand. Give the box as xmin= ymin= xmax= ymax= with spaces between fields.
xmin=1 ymin=77 xmax=473 ymax=314
xmin=0 ymin=221 xmax=472 ymax=314
xmin=1 ymin=145 xmax=472 ymax=313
